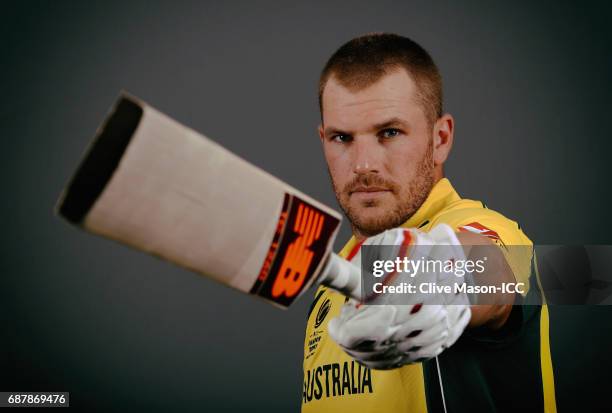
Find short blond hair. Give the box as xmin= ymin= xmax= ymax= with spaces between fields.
xmin=319 ymin=33 xmax=443 ymax=127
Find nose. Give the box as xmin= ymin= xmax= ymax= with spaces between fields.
xmin=352 ymin=137 xmax=381 ymax=175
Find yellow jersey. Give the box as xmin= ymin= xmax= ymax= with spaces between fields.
xmin=302 ymin=178 xmax=556 ymax=412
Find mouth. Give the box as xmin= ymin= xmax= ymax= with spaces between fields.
xmin=349 ymin=186 xmax=389 ymax=194
xmin=349 ymin=187 xmax=392 ymax=199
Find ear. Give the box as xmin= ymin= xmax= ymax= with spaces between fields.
xmin=318 ymin=124 xmax=325 ymax=142
xmin=432 ymin=114 xmax=454 ymax=166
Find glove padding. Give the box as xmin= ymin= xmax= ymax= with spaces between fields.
xmin=328 ymin=299 xmax=471 ymax=369
xmin=328 ymin=224 xmax=472 ymax=370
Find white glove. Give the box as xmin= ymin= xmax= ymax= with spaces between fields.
xmin=328 ymin=225 xmax=471 ymax=370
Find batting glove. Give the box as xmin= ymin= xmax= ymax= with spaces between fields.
xmin=327 ymin=224 xmax=471 ymax=369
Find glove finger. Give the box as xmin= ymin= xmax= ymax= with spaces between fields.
xmin=445 ymin=304 xmax=470 ymax=324
xmin=359 ymin=354 xmax=405 ymax=371
xmin=410 ymin=335 xmax=448 ymax=360
xmin=445 ymin=288 xmax=471 ymax=305
xmin=328 ymin=305 xmax=397 ymax=349
xmin=344 ymin=344 xmax=400 ymax=362
xmin=327 ymin=317 xmax=342 ymax=344
xmin=392 ymin=305 xmax=446 ymax=339
xmin=337 ymin=335 xmax=396 ymax=354
xmin=396 ymin=320 xmax=449 ymax=352
xmin=394 ymin=304 xmax=444 ymax=324
xmin=445 ymin=306 xmax=471 ymax=347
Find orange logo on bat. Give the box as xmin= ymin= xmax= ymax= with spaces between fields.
xmin=257 ymin=211 xmax=287 ymax=282
xmin=272 ymin=203 xmax=325 ymax=298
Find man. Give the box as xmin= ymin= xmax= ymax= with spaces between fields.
xmin=302 ymin=33 xmax=556 ymax=412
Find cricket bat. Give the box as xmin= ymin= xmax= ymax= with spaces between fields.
xmin=56 ymin=93 xmax=360 ymax=308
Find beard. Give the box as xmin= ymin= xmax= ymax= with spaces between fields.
xmin=331 ymin=140 xmax=435 ymax=238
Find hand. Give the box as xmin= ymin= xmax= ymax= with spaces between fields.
xmin=327 ymin=224 xmax=471 ymax=369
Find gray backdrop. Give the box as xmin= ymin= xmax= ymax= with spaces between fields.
xmin=2 ymin=1 xmax=611 ymax=411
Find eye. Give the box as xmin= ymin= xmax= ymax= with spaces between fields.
xmin=380 ymin=128 xmax=401 ymax=139
xmin=331 ymin=134 xmax=352 ymax=143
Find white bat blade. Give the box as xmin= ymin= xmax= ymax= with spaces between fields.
xmin=57 ymin=94 xmax=356 ymax=308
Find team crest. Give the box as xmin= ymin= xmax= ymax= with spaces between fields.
xmin=315 ymin=298 xmax=332 ymax=328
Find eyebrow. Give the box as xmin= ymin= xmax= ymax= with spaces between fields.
xmin=371 ymin=117 xmax=409 ymax=132
xmin=323 ymin=126 xmax=351 ymax=137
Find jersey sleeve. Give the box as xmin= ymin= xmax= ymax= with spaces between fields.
xmin=431 ymin=203 xmax=538 ymax=344
xmin=431 ymin=203 xmax=534 ymax=295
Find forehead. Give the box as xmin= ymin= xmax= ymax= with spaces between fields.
xmin=321 ymin=69 xmax=422 ymax=128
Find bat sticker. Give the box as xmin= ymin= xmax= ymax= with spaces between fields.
xmin=250 ymin=193 xmax=340 ymax=307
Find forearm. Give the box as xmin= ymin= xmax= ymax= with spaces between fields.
xmin=469 ymin=304 xmax=513 ymax=329
xmin=456 ymin=231 xmax=517 ymax=329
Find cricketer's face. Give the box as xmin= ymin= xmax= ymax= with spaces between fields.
xmin=319 ymin=69 xmax=442 ymax=238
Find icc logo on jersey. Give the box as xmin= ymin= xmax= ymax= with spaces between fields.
xmin=315 ymin=298 xmax=331 ymax=328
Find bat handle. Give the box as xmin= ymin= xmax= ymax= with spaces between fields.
xmin=318 ymin=253 xmax=362 ymax=301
